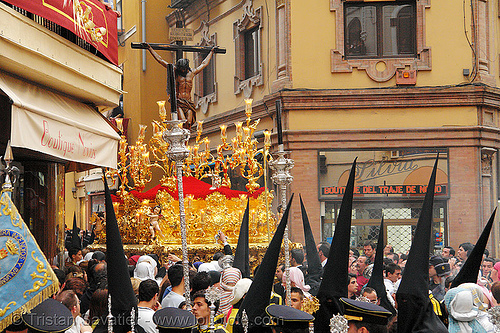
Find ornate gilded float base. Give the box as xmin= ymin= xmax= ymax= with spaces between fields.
xmin=96 ymin=190 xmax=276 ymax=247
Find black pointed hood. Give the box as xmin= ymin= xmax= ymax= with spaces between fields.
xmin=366 ymin=217 xmax=396 ymax=314
xmin=451 ymin=208 xmax=497 ymax=288
xmin=396 ymin=156 xmax=448 ymax=333
xmin=233 ymin=199 xmax=250 ymax=278
xmin=82 ymin=225 xmax=96 ymax=249
xmin=299 ymin=194 xmax=322 ymax=296
xmin=70 ymin=213 xmax=82 ymax=251
xmin=234 ymin=194 xmax=294 ymax=333
xmin=314 ymin=158 xmax=356 ymax=333
xmin=103 ymin=175 xmax=137 ymax=333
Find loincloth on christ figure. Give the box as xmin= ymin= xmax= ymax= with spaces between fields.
xmin=177 ymin=98 xmax=197 ymax=123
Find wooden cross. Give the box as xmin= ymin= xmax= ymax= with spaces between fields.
xmin=131 ymin=42 xmax=226 ymax=54
xmin=131 ymin=42 xmax=225 ymax=127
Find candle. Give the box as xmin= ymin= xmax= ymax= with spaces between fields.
xmin=220 ymin=124 xmax=227 ymax=138
xmin=113 ymin=202 xmax=120 ymax=214
xmin=139 ymin=124 xmax=147 ymax=138
xmin=120 ymin=139 xmax=127 ymax=152
xmin=152 ymin=122 xmax=160 ymax=136
xmin=235 ymin=122 xmax=243 ymax=134
xmin=4 ymin=141 xmax=13 ymax=163
xmin=243 ymin=127 xmax=250 ymax=139
xmin=157 ymin=101 xmax=167 ymax=120
xmin=244 ymin=99 xmax=253 ymax=117
xmin=167 ymin=64 xmax=177 ymax=115
xmin=264 ymin=130 xmax=271 ymax=146
xmin=275 ymin=100 xmax=283 ymax=145
xmin=115 ymin=118 xmax=123 ymax=132
xmin=197 ymin=121 xmax=203 ymax=133
xmin=143 ymin=152 xmax=150 ymax=165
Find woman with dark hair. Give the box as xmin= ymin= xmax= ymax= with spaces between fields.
xmin=62 ymin=277 xmax=88 ymax=299
xmin=89 ymin=288 xmax=109 ymax=329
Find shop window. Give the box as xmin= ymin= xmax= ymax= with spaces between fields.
xmin=330 ymin=0 xmax=430 ymax=82
xmin=233 ymin=3 xmax=263 ymax=97
xmin=344 ymin=1 xmax=416 ymax=59
xmin=322 ymin=201 xmax=446 ymax=254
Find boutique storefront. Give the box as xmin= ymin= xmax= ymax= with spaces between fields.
xmin=318 ymin=149 xmax=448 ymax=254
xmin=0 ymin=72 xmax=120 ymax=259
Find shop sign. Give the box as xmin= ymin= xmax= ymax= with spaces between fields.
xmin=319 ymin=149 xmax=448 ymax=199
xmin=322 ymin=184 xmax=447 ymax=196
xmin=12 ymin=108 xmax=118 ymax=169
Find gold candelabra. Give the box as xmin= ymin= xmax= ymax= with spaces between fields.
xmin=102 ymin=99 xmax=276 ymax=247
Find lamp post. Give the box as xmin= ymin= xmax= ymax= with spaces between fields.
xmin=162 ymin=118 xmax=191 ymax=308
xmin=270 ymin=99 xmax=294 ymax=306
xmin=270 ymin=146 xmax=294 ymax=306
xmin=1 ymin=140 xmax=19 ymax=191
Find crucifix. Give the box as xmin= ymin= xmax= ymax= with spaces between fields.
xmin=131 ymin=42 xmax=226 ymax=130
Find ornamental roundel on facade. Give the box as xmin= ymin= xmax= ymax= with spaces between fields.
xmin=0 ymin=229 xmax=28 ymax=287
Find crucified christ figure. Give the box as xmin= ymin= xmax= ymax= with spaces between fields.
xmin=145 ymin=43 xmax=215 ymax=130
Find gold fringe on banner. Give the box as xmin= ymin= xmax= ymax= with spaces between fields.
xmin=0 ymin=281 xmax=59 ymax=332
xmin=0 ymin=192 xmax=60 ymax=332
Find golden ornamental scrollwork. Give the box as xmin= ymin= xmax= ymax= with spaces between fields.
xmin=73 ymin=0 xmax=107 ymax=44
xmin=23 ymin=251 xmax=53 ymax=298
xmin=302 ymin=296 xmax=320 ymax=314
xmin=0 ymin=302 xmax=16 ymax=317
xmin=0 ymin=193 xmax=22 ymax=230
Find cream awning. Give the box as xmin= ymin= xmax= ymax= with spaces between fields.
xmin=0 ymin=72 xmax=120 ymax=169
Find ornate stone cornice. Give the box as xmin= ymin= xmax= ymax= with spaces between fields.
xmin=277 ymin=84 xmax=500 ymax=110
xmin=285 ymin=126 xmax=500 ymax=151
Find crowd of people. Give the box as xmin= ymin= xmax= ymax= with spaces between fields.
xmin=8 ymin=233 xmax=498 ymax=333
xmin=5 ymin=161 xmax=500 ymax=333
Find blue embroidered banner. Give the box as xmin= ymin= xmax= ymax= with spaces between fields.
xmin=0 ymin=191 xmax=59 ymax=331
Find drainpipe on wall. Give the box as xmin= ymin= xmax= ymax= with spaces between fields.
xmin=142 ymin=0 xmax=147 ymax=72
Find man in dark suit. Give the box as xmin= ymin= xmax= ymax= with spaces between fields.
xmin=291 ymin=248 xmax=307 ymax=276
xmin=273 ymin=264 xmax=285 ymax=298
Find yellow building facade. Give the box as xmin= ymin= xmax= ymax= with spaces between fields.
xmin=120 ymin=0 xmax=500 ymax=256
